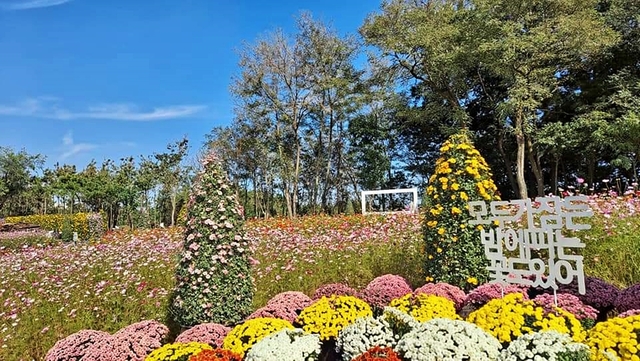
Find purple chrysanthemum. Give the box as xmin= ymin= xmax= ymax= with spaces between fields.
xmin=615 ymin=284 xmax=640 ymax=313
xmin=414 ymin=282 xmax=466 ymax=310
xmin=174 ymin=323 xmax=230 ymax=348
xmin=556 ymin=276 xmax=620 ymax=311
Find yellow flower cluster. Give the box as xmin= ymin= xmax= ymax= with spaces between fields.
xmin=222 ymin=317 xmax=294 ymax=357
xmin=467 ymin=293 xmax=585 ymax=343
xmin=389 ymin=294 xmax=460 ymax=322
xmin=296 ymin=295 xmax=372 ymax=340
xmin=423 ymin=132 xmax=500 ymax=290
xmin=587 ymin=315 xmax=640 ymax=361
xmin=5 ymin=212 xmax=106 ymax=241
xmin=144 ymin=342 xmax=212 ymax=361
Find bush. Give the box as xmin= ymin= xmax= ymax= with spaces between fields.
xmin=169 ymin=152 xmax=254 ymax=327
xmin=221 ymin=317 xmax=294 ymax=357
xmin=144 ymin=342 xmax=212 ymax=361
xmin=44 ymin=330 xmax=110 ymax=361
xmin=5 ymin=212 xmax=106 ymax=242
xmin=296 ymin=295 xmax=373 ymax=341
xmin=388 ymin=294 xmax=460 ymax=322
xmin=175 ymin=323 xmax=231 ymax=348
xmin=422 ymin=132 xmax=500 ymax=291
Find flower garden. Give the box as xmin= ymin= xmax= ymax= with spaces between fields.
xmin=2 ymin=133 xmax=640 ymax=361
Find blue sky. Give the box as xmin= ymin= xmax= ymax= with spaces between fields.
xmin=0 ymin=0 xmax=379 ymax=168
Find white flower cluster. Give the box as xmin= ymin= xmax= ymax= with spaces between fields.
xmin=244 ymin=328 xmax=321 ymax=361
xmin=336 ymin=316 xmax=396 ymax=361
xmin=500 ymin=330 xmax=590 ymax=361
xmin=382 ymin=306 xmax=419 ymax=337
xmin=396 ymin=318 xmax=501 ymax=361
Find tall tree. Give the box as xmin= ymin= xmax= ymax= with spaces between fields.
xmin=472 ymin=0 xmax=619 ymax=198
xmin=0 ymin=147 xmax=44 ymax=215
xmin=154 ymin=137 xmax=189 ymax=226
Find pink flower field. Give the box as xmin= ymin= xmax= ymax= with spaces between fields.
xmin=1 ymin=195 xmax=639 ymax=360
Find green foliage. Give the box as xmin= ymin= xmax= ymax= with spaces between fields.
xmin=422 ymin=132 xmax=500 ymax=291
xmin=5 ymin=212 xmax=106 ymax=242
xmin=60 ymin=215 xmax=74 ymax=242
xmin=169 ymin=152 xmax=254 ymax=327
xmin=0 ymin=147 xmax=44 ymax=216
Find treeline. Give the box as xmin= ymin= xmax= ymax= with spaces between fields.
xmin=0 ymin=139 xmax=191 ymax=228
xmin=207 ymin=0 xmax=640 ymax=217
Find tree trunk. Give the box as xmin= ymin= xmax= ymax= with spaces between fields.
xmin=526 ymin=135 xmax=545 ymax=197
xmin=515 ymin=113 xmax=528 ymax=199
xmin=552 ymin=157 xmax=559 ymax=195
xmin=497 ymin=132 xmax=519 ymax=197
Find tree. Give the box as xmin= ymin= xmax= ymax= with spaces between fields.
xmin=154 ymin=137 xmax=189 ymax=226
xmin=170 ymin=152 xmax=254 ymax=326
xmin=0 ymin=147 xmax=44 ymax=216
xmin=472 ymin=0 xmax=619 ymax=198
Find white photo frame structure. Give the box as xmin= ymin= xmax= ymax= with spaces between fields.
xmin=361 ymin=187 xmax=419 ymax=215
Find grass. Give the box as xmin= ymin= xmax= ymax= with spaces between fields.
xmin=1 ymin=196 xmax=639 ymax=360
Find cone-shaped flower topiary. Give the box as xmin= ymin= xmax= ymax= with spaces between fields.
xmin=170 ymin=152 xmax=254 ymax=327
xmin=423 ymin=132 xmax=500 ymax=291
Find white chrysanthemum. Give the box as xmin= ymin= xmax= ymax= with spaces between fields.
xmin=397 ymin=318 xmax=501 ymax=361
xmin=381 ymin=307 xmax=419 ymax=336
xmin=244 ymin=328 xmax=321 ymax=361
xmin=501 ymin=330 xmax=590 ymax=361
xmin=336 ymin=316 xmax=396 ymax=361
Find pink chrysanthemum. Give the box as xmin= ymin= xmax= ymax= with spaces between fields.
xmin=80 ymin=320 xmax=168 ymax=361
xmin=533 ymin=293 xmax=598 ymax=320
xmin=464 ymin=282 xmax=528 ymax=307
xmin=45 ymin=330 xmax=110 ymax=361
xmin=312 ymin=283 xmax=360 ymax=300
xmin=175 ymin=323 xmax=231 ymax=348
xmin=361 ymin=274 xmax=412 ymax=309
xmin=414 ymin=282 xmax=466 ymax=310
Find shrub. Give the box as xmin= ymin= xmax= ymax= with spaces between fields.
xmin=44 ymin=329 xmax=110 ymax=361
xmin=464 ymin=282 xmax=528 ymax=308
xmin=312 ymin=283 xmax=360 ymax=300
xmin=361 ymin=274 xmax=412 ymax=309
xmin=413 ymin=282 xmax=466 ymax=310
xmin=144 ymin=342 xmax=212 ymax=361
xmin=247 ymin=291 xmax=312 ymax=323
xmin=174 ymin=323 xmax=231 ymax=348
xmin=296 ymin=295 xmax=372 ymax=341
xmin=557 ymin=276 xmax=620 ymax=313
xmin=422 ymin=132 xmax=500 ymax=290
xmin=501 ymin=331 xmax=591 ymax=361
xmin=615 ymin=283 xmax=640 ymax=313
xmin=618 ymin=309 xmax=640 ymax=318
xmin=336 ymin=316 xmax=396 ymax=361
xmin=5 ymin=212 xmax=105 ymax=242
xmin=587 ymin=315 xmax=640 ymax=361
xmin=353 ymin=347 xmax=402 ymax=361
xmin=170 ymin=152 xmax=254 ymax=327
xmin=81 ymin=320 xmax=169 ymax=361
xmin=222 ymin=317 xmax=294 ymax=357
xmin=533 ymin=293 xmax=598 ymax=325
xmin=388 ymin=294 xmax=460 ymax=322
xmin=396 ymin=319 xmax=501 ymax=361
xmin=467 ymin=293 xmax=585 ymax=344
xmin=187 ymin=349 xmax=243 ymax=361
xmin=244 ymin=328 xmax=321 ymax=361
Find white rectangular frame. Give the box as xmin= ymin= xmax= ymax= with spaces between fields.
xmin=361 ymin=187 xmax=419 ymax=215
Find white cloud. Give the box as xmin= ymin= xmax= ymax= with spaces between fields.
xmin=0 ymin=97 xmax=206 ymax=121
xmin=59 ymin=131 xmax=97 ymax=160
xmin=2 ymin=0 xmax=71 ymax=10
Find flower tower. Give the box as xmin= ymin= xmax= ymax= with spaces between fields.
xmin=170 ymin=152 xmax=254 ymax=327
xmin=423 ymin=132 xmax=500 ymax=291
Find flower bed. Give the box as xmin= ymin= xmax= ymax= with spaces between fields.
xmin=44 ymin=278 xmax=640 ymax=361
